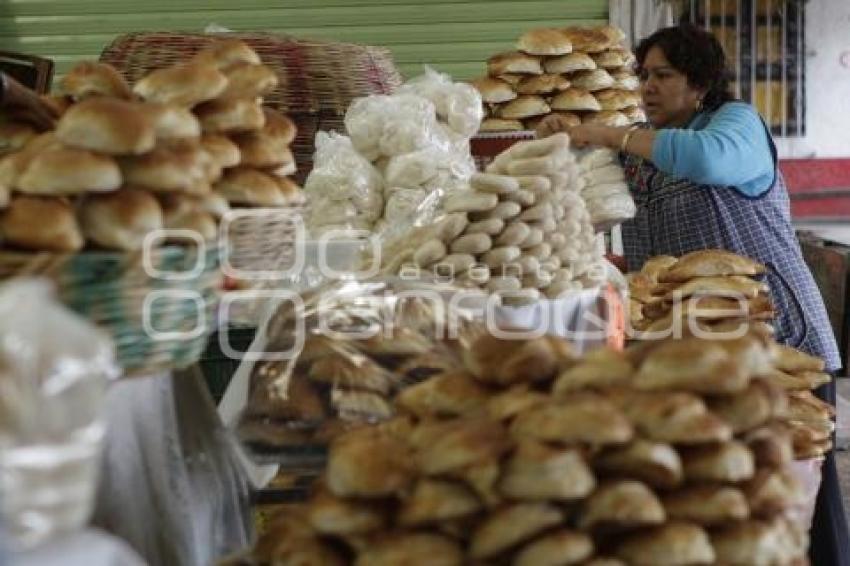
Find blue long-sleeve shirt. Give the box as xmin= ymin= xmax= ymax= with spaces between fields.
xmin=651 ymin=102 xmax=775 ymax=197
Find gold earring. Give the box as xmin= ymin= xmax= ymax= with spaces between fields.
xmin=695 ymin=98 xmax=704 ymax=112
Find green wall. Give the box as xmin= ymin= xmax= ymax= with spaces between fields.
xmin=0 ymin=0 xmax=608 ymax=85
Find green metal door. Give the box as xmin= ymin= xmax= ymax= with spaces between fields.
xmin=0 ymin=0 xmax=608 ymax=84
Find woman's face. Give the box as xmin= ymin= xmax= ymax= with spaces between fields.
xmin=639 ymin=46 xmax=706 ymax=128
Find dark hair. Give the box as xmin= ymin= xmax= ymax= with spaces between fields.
xmin=636 ymin=24 xmax=735 ymax=112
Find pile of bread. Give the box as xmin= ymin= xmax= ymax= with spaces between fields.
xmin=0 ymin=39 xmax=300 ymax=253
xmin=471 ymin=25 xmax=645 ymax=133
xmin=628 ymin=250 xmax=776 ymax=336
xmin=576 ymin=148 xmax=636 ymax=230
xmin=247 ymin=329 xmax=817 ymax=565
xmin=377 ymin=134 xmax=606 ymax=303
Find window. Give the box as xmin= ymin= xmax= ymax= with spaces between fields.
xmin=679 ymin=0 xmax=806 ymax=137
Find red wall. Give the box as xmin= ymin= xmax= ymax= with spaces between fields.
xmin=781 ymin=159 xmax=850 ymax=220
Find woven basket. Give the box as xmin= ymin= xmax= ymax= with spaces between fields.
xmin=0 ymin=246 xmax=222 ymax=376
xmin=100 ymin=32 xmax=404 ymax=183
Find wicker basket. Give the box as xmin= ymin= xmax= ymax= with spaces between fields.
xmin=100 ymin=31 xmax=404 ymax=183
xmin=0 ymin=246 xmax=222 ymax=376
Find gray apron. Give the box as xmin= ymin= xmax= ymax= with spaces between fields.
xmin=620 ymin=118 xmax=842 ymax=372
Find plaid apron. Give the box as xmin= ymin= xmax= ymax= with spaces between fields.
xmin=620 ymin=123 xmax=842 ymax=372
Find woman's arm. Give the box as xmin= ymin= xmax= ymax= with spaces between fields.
xmin=651 ymin=103 xmax=774 ymax=190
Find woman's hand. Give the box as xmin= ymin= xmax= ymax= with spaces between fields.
xmin=534 ymin=113 xmax=575 ymax=139
xmin=2 ymin=74 xmax=58 ymax=130
xmin=568 ymin=124 xmax=620 ymax=149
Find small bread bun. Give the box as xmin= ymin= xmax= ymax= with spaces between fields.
xmin=61 ymin=61 xmax=133 ymax=100
xmin=194 ymin=98 xmax=265 ymax=133
xmin=17 ymin=145 xmax=122 ymax=195
xmin=56 ymin=97 xmax=157 ymax=156
xmin=120 ymin=142 xmax=211 ymax=193
xmin=194 ymin=39 xmax=261 ymax=70
xmin=1 ymin=196 xmax=84 ymax=252
xmin=144 ymin=104 xmax=202 ymax=140
xmin=79 ymin=188 xmax=163 ymax=251
xmin=133 ymin=62 xmax=227 ymax=107
xmin=200 ymin=134 xmax=241 ymax=169
xmin=220 ymin=63 xmax=279 ymax=99
xmin=214 ymin=167 xmax=288 ymax=206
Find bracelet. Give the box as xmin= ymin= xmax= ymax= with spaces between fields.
xmin=619 ymin=124 xmax=640 ymax=153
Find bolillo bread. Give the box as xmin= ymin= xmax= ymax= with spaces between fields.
xmin=469 ymin=77 xmax=517 ymax=104
xmin=219 ymin=63 xmax=279 ymax=99
xmin=583 ymin=110 xmax=630 ymax=127
xmin=56 ymin=97 xmax=157 ymax=156
xmin=144 ymin=103 xmax=202 ymax=140
xmin=200 ymin=134 xmax=241 ymax=169
xmin=214 ymin=167 xmax=288 ymax=206
xmin=561 ymin=27 xmax=614 ymax=53
xmin=516 ymin=28 xmax=573 ymax=56
xmin=544 ymin=52 xmax=597 ymax=74
xmin=79 ymin=188 xmax=163 ymax=251
xmin=61 ymin=61 xmax=133 ymax=100
xmin=594 ymin=89 xmax=643 ymax=111
xmin=194 ymin=97 xmax=265 ymax=133
xmin=133 ymin=62 xmax=227 ymax=107
xmin=516 ymin=74 xmax=571 ymax=95
xmin=487 ymin=51 xmax=543 ymax=76
xmin=0 ymin=196 xmax=84 ymax=252
xmin=499 ymin=95 xmax=550 ymax=119
xmin=193 ymin=39 xmax=261 ymax=70
xmin=120 ymin=142 xmax=212 ymax=193
xmin=571 ymin=68 xmax=616 ymax=92
xmin=16 ymin=146 xmax=122 ymax=195
xmin=551 ymin=88 xmax=602 ymax=112
xmin=479 ymin=118 xmax=524 ymax=132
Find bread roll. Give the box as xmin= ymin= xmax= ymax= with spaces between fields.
xmin=194 ymin=39 xmax=261 ymax=70
xmin=499 ymin=95 xmax=550 ymax=119
xmin=262 ymin=109 xmax=298 ymax=145
xmin=17 ymin=146 xmax=122 ymax=195
xmin=200 ymin=134 xmax=241 ymax=169
xmin=544 ymin=52 xmax=597 ymax=74
xmin=487 ymin=52 xmax=543 ymax=76
xmin=451 ymin=233 xmax=493 ymax=255
xmin=56 ymin=98 xmax=157 ymax=156
xmin=161 ymin=195 xmax=218 ymax=242
xmin=465 ymin=217 xmax=505 ymax=236
xmin=470 ymin=173 xmax=519 ymax=195
xmin=220 ymin=63 xmax=278 ymax=99
xmin=551 ymin=88 xmax=602 ymax=112
xmin=517 ymin=28 xmax=573 ymax=56
xmin=623 ymin=105 xmax=647 ymax=124
xmin=516 ymin=74 xmax=571 ymax=95
xmin=134 ymin=62 xmax=227 ymax=107
xmin=414 ymin=239 xmax=447 ymax=267
xmin=571 ymin=69 xmax=616 ymax=92
xmin=0 ymin=122 xmax=37 ymax=155
xmin=275 ymin=176 xmax=303 ymax=204
xmin=195 ymin=98 xmax=265 ymax=133
xmin=479 ymin=118 xmax=524 ymax=132
xmin=144 ymin=103 xmax=202 ymax=140
xmin=214 ymin=167 xmax=287 ymax=206
xmin=120 ymin=142 xmax=211 ymax=193
xmin=476 ymin=201 xmax=522 ymax=221
xmin=200 ymin=191 xmax=231 ymax=219
xmin=592 ymin=48 xmax=635 ymax=69
xmin=583 ymin=110 xmax=629 ymax=127
xmin=595 ymin=89 xmax=642 ymax=111
xmin=611 ymin=68 xmax=641 ymax=91
xmin=61 ymin=61 xmax=133 ymax=100
xmin=233 ymin=131 xmax=294 ymax=168
xmin=78 ymin=189 xmax=162 ymax=251
xmin=445 ymin=192 xmax=498 ymax=214
xmin=469 ymin=77 xmax=517 ymax=104
xmin=1 ymin=196 xmax=83 ymax=252
xmin=561 ymin=27 xmax=613 ymax=53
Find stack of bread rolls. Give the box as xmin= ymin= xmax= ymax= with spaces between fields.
xmin=628 ymin=250 xmax=776 ymax=336
xmin=576 ymin=148 xmax=636 ymax=230
xmin=0 ymin=40 xmax=300 ymax=253
xmin=471 ymin=25 xmax=645 ymax=133
xmin=247 ymin=330 xmax=813 ymax=565
xmin=767 ymin=344 xmax=835 ymax=460
xmin=379 ymin=134 xmax=606 ymax=303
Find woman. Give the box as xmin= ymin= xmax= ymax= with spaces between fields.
xmin=540 ymin=24 xmax=847 ymax=564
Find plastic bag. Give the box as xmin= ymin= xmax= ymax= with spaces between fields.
xmin=345 ymin=94 xmax=446 ymax=158
xmin=398 ymin=66 xmax=484 ymax=137
xmin=233 ymin=278 xmax=486 ymax=454
xmin=0 ymin=279 xmax=118 ymax=550
xmin=303 ymin=132 xmax=384 ymax=234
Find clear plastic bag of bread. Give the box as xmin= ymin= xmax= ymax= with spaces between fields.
xmin=397 ymin=66 xmax=485 ymax=137
xmin=235 ymin=276 xmax=486 ymax=452
xmin=344 ymin=92 xmax=452 ymax=160
xmin=0 ymin=279 xmax=118 ymax=550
